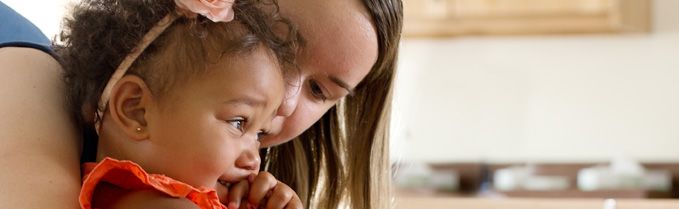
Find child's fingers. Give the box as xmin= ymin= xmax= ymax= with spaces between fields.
xmin=225 ymin=180 xmax=250 ymax=209
xmin=283 ymin=199 xmax=303 ymax=209
xmin=247 ymin=172 xmax=278 ymax=207
xmin=240 ymin=202 xmax=252 ymax=209
xmin=264 ymin=182 xmax=302 ymax=209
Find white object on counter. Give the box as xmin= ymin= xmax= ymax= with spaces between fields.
xmin=494 ymin=165 xmax=570 ymax=191
xmin=603 ymin=198 xmax=617 ymax=209
xmin=494 ymin=165 xmax=533 ymax=191
xmin=394 ymin=162 xmax=460 ymax=192
xmin=643 ymin=170 xmax=672 ymax=191
xmin=577 ymin=157 xmax=672 ymax=191
xmin=523 ymin=176 xmax=570 ymax=191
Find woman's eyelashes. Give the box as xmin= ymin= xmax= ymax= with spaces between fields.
xmin=256 ymin=130 xmax=270 ymax=141
xmin=309 ymin=79 xmax=328 ymax=102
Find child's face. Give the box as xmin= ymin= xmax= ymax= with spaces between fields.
xmin=142 ymin=47 xmax=284 ymax=196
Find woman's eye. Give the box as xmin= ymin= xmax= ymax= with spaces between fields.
xmin=227 ymin=119 xmax=245 ymax=131
xmin=256 ymin=130 xmax=269 ymax=141
xmin=309 ymin=80 xmax=328 ymax=102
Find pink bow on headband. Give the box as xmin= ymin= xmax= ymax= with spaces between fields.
xmin=174 ymin=0 xmax=236 ymax=22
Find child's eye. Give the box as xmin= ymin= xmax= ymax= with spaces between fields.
xmin=309 ymin=80 xmax=328 ymax=102
xmin=227 ymin=118 xmax=245 ymax=132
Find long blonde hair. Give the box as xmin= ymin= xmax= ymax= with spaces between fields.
xmin=265 ymin=0 xmax=403 ymax=208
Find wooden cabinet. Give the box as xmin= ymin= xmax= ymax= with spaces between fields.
xmin=404 ymin=0 xmax=651 ymax=37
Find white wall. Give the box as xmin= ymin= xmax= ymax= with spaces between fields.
xmin=392 ymin=0 xmax=679 ymax=163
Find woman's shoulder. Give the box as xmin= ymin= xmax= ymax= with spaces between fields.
xmin=0 ymin=1 xmax=53 ymax=55
xmin=0 ymin=46 xmax=81 ymax=209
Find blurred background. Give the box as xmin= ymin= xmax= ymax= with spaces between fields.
xmin=5 ymin=0 xmax=679 ymax=202
xmin=391 ymin=0 xmax=679 ymax=200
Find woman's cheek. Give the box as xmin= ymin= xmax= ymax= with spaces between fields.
xmin=263 ymin=98 xmax=337 ymax=147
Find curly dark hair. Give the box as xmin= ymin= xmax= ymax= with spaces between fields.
xmin=55 ymin=0 xmax=299 ymax=141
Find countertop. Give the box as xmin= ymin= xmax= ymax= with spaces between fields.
xmin=396 ymin=197 xmax=679 ymax=209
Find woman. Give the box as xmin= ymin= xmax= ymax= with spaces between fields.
xmin=0 ymin=0 xmax=402 ymax=208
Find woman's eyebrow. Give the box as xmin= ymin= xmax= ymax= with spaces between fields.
xmin=329 ymin=75 xmax=355 ymax=96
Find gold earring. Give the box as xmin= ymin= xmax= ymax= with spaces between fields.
xmin=135 ymin=127 xmax=143 ymax=133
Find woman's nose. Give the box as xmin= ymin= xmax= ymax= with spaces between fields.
xmin=277 ymin=83 xmax=301 ymax=117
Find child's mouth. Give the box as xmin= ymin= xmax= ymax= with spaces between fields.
xmin=218 ymin=179 xmax=232 ymax=188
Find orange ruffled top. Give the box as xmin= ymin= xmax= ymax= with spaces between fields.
xmin=80 ymin=157 xmax=226 ymax=209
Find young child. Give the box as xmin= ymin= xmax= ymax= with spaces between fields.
xmin=56 ymin=0 xmax=301 ymax=209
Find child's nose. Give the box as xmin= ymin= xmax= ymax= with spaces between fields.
xmin=235 ymin=141 xmax=261 ymax=172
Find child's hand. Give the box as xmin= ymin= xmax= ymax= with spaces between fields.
xmin=224 ymin=172 xmax=302 ymax=209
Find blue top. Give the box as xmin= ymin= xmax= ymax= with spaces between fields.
xmin=0 ymin=1 xmax=53 ymax=54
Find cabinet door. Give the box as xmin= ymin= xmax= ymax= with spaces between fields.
xmin=404 ymin=0 xmax=651 ymax=37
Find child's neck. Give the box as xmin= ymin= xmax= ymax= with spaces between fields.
xmin=95 ymin=117 xmax=139 ymax=163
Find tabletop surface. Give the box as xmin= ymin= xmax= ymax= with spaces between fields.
xmin=396 ymin=197 xmax=679 ymax=209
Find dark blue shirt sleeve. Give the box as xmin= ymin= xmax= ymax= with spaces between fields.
xmin=0 ymin=1 xmax=53 ymax=54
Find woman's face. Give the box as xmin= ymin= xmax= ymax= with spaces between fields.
xmin=259 ymin=0 xmax=379 ymax=147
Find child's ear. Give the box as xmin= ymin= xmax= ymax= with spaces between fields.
xmin=107 ymin=75 xmax=153 ymax=141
